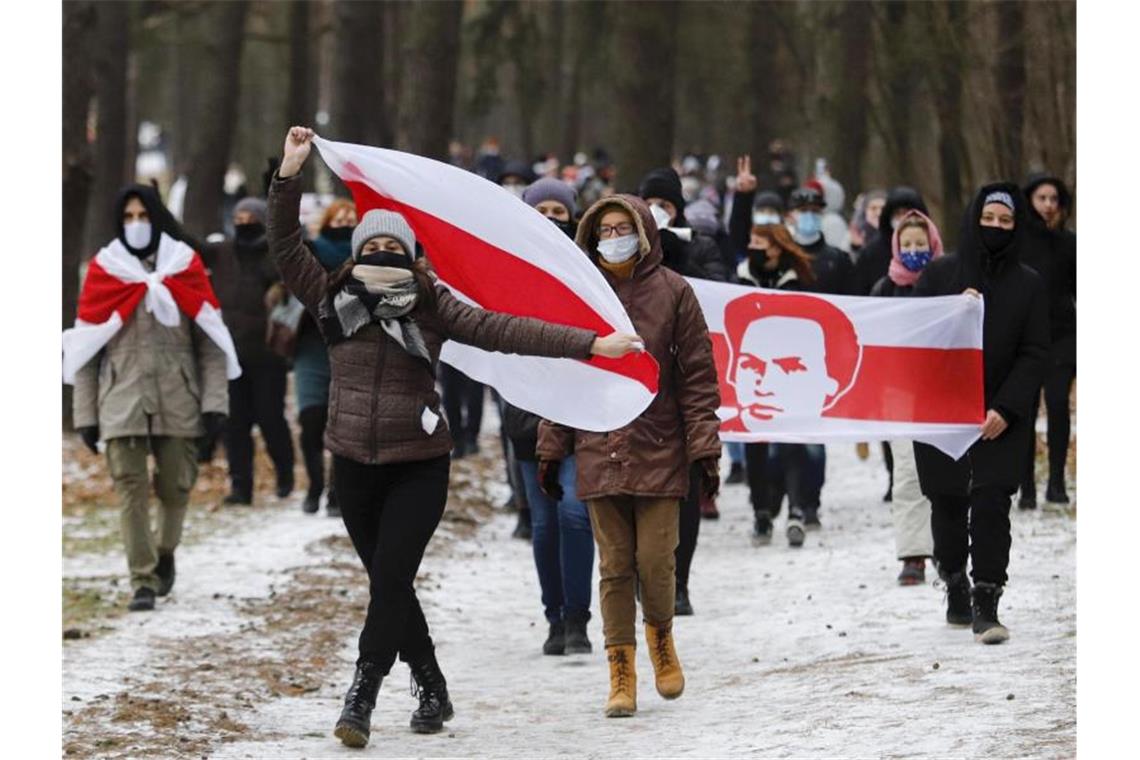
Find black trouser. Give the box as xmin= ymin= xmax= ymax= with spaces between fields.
xmin=1019 ymin=361 xmax=1077 ymax=494
xmin=224 ymin=363 xmax=295 ymax=495
xmin=334 ymin=453 xmax=450 ymax=673
xmin=745 ymin=442 xmax=810 ymax=518
xmin=299 ymin=406 xmax=328 ymax=499
xmin=675 ymin=462 xmax=702 ymax=591
xmin=930 ymin=486 xmax=1013 ymax=586
xmin=440 ymin=364 xmax=485 ymax=448
xmin=882 ymin=442 xmax=894 ymax=494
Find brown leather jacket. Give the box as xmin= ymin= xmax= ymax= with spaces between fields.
xmin=268 ymin=172 xmax=597 ymax=465
xmin=538 ymin=195 xmax=722 ymax=501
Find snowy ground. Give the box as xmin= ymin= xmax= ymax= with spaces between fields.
xmin=63 ymin=435 xmax=1075 ymax=758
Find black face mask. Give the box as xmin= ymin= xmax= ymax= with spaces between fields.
xmin=323 ymin=226 xmax=354 ymax=242
xmin=234 ymin=221 xmax=266 ymax=244
xmin=552 ymin=218 xmax=577 ymax=239
xmin=979 ymin=224 xmax=1014 ymax=255
xmin=357 ymin=251 xmax=414 ymax=270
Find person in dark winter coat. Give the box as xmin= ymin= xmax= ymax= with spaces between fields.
xmin=271 ymin=127 xmax=642 ymax=748
xmin=853 ymin=186 xmax=928 ymax=296
xmin=203 ymin=197 xmax=296 ymax=505
xmin=684 ymin=198 xmax=737 ymax=280
xmin=292 ymin=198 xmax=357 ymax=515
xmin=1017 ymin=173 xmax=1077 ymax=506
xmin=728 ymin=155 xmax=786 ymax=262
xmin=848 ymin=189 xmax=886 ymax=256
xmin=912 ymin=182 xmax=1049 ymax=645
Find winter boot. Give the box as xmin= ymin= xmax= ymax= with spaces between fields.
xmin=752 ymin=512 xmax=773 ymax=546
xmin=276 ymin=473 xmax=294 ymax=499
xmin=156 ymin=552 xmax=176 ymax=597
xmin=604 ymin=645 xmax=637 ymax=717
xmin=972 ymin=582 xmax=1010 ymax=644
xmin=408 ymin=651 xmax=454 ymax=733
xmin=940 ymin=569 xmax=973 ymax=627
xmin=128 ymin=587 xmax=156 ymax=612
xmin=301 ymin=491 xmax=320 ymax=514
xmin=802 ymin=506 xmax=821 ymax=530
xmin=563 ymin=610 xmax=592 ymax=655
xmin=897 ymin=557 xmax=925 ymax=586
xmin=326 ymin=488 xmax=341 ymax=517
xmin=725 ymin=461 xmax=745 ymax=485
xmin=543 ymin=621 xmax=566 ymax=656
xmin=223 ymin=490 xmax=252 ymax=506
xmin=1045 ymin=475 xmax=1070 ymax=504
xmin=512 ymin=507 xmax=532 ymax=540
xmin=699 ymin=492 xmax=720 ymax=520
xmin=644 ymin=621 xmax=684 ymax=700
xmin=674 ymin=585 xmax=694 ymax=616
xmin=1018 ymin=486 xmax=1037 ymax=510
xmin=786 ymin=510 xmax=806 ymax=548
xmin=334 ymin=660 xmax=383 ymax=748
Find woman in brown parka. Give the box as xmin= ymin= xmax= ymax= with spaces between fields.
xmin=270 ymin=128 xmax=643 ymax=748
xmin=537 ymin=194 xmax=723 ymax=718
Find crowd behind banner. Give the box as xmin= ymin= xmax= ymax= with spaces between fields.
xmin=64 ymin=127 xmax=1075 ymax=746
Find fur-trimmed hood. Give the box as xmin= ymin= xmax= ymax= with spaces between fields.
xmin=575 ymin=194 xmax=664 ymax=277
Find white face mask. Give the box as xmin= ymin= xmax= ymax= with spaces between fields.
xmin=649 ymin=203 xmax=672 ymax=230
xmin=503 ymin=184 xmax=526 ymax=199
xmin=124 ymin=221 xmax=152 ymax=250
xmin=753 ymin=210 xmax=782 ymax=226
xmin=597 ymin=233 xmax=639 ymax=263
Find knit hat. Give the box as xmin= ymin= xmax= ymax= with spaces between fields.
xmin=754 ymin=190 xmax=785 ymax=213
xmin=638 ymin=167 xmax=686 ymax=216
xmin=352 ymin=209 xmax=418 ymax=261
xmin=983 ymin=190 xmax=1015 ymax=211
xmin=522 ymin=177 xmax=577 ymax=216
xmin=234 ymin=196 xmax=267 ymax=226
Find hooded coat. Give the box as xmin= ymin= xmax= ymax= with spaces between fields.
xmin=1021 ymin=174 xmax=1077 ymax=363
xmin=912 ymin=182 xmax=1050 ymax=494
xmin=537 ymin=194 xmax=723 ymax=501
xmin=869 ymin=208 xmax=945 ymax=298
xmin=853 ymin=186 xmax=929 ymax=296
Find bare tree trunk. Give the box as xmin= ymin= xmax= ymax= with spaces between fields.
xmin=609 ymin=0 xmax=679 ymax=193
xmin=63 ymin=0 xmax=97 ymax=430
xmin=926 ymin=1 xmax=969 ymax=248
xmin=828 ymin=0 xmax=871 ymax=191
xmin=84 ymin=0 xmax=131 ymax=254
xmin=183 ymin=1 xmax=251 ymax=238
xmin=557 ymin=0 xmax=603 ymax=161
xmin=397 ymin=0 xmax=464 ymax=160
xmin=994 ymin=0 xmax=1027 ymax=180
xmin=874 ymin=1 xmax=918 ymax=185
xmin=747 ymin=1 xmax=780 ymax=158
xmin=288 ymin=0 xmax=315 ymax=191
xmin=331 ymin=0 xmax=386 ymax=146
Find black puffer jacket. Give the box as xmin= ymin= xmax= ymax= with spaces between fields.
xmin=204 ymin=237 xmax=284 ymax=368
xmin=913 ymin=182 xmax=1050 ymax=494
xmin=1022 ymin=173 xmax=1077 ymax=361
xmin=798 ymin=236 xmax=855 ymax=295
xmin=853 ymin=187 xmax=928 ymax=295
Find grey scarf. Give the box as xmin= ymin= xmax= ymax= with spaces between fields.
xmin=318 ymin=266 xmax=431 ymax=365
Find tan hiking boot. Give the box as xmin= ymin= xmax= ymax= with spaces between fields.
xmin=645 ymin=621 xmax=685 ymax=699
xmin=604 ymin=645 xmax=637 ymax=717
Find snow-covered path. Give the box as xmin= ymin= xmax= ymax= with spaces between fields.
xmin=210 ymin=443 xmax=1075 ymax=759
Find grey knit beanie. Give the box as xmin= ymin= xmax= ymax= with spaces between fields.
xmin=234 ymin=196 xmax=267 ymax=226
xmin=352 ymin=209 xmax=418 ymax=261
xmin=522 ymin=177 xmax=577 ymax=216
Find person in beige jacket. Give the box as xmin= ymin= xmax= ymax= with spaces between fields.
xmin=70 ymin=184 xmax=230 ymax=612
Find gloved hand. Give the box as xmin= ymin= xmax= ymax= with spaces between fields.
xmin=538 ymin=459 xmax=564 ymax=501
xmin=201 ymin=412 xmax=227 ymax=442
xmin=77 ymin=426 xmax=100 ymax=456
xmin=698 ymin=457 xmax=720 ymax=498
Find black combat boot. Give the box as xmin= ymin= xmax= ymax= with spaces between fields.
xmin=543 ymin=621 xmax=565 ymax=656
xmin=128 ymin=587 xmax=156 ymax=612
xmin=156 ymin=552 xmax=176 ymax=597
xmin=972 ymin=582 xmax=1010 ymax=644
xmin=563 ymin=610 xmax=593 ymax=654
xmin=752 ymin=511 xmax=773 ymax=546
xmin=674 ymin=585 xmax=694 ymax=616
xmin=334 ymin=660 xmax=383 ymax=748
xmin=940 ymin=569 xmax=973 ymax=627
xmin=408 ymin=651 xmax=454 ymax=734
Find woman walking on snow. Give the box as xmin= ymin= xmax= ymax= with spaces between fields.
xmin=269 ymin=127 xmax=643 ymax=748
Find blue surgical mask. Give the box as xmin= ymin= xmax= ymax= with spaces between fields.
xmin=795 ymin=212 xmax=822 ymax=239
xmin=899 ymin=249 xmax=933 ymax=272
xmin=753 ymin=210 xmax=782 ymax=226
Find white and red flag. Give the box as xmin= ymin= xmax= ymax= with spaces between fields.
xmin=313 ymin=136 xmax=660 ymax=432
xmin=62 ymin=234 xmax=242 ymax=383
xmin=688 ymin=278 xmax=984 ymax=458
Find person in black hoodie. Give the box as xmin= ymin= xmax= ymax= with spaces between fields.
xmin=1017 ymin=173 xmax=1077 ymax=506
xmin=912 ymin=182 xmax=1049 ymax=645
xmin=853 ymin=186 xmax=928 ymax=297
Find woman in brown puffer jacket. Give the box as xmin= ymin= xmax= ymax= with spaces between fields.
xmin=270 ymin=128 xmax=642 ymax=748
xmin=537 ymin=194 xmax=722 ymax=719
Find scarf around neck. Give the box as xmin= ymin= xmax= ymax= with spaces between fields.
xmin=318 ymin=265 xmax=430 ymax=366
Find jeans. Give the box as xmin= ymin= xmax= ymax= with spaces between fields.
xmin=726 ymin=441 xmax=744 ymax=466
xmin=519 ymin=456 xmax=594 ymax=623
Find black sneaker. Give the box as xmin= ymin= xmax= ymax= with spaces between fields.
xmin=674 ymin=586 xmax=694 ymax=616
xmin=223 ymin=491 xmax=252 ymax=506
xmin=156 ymin=552 xmax=176 ymax=597
xmin=543 ymin=621 xmax=566 ymax=655
xmin=786 ymin=511 xmax=805 ymax=548
xmin=301 ymin=492 xmax=320 ymax=514
xmin=752 ymin=513 xmax=773 ymax=546
xmin=128 ymin=587 xmax=156 ymax=612
xmin=972 ymin=582 xmax=1010 ymax=644
xmin=725 ymin=461 xmax=745 ymax=485
xmin=1018 ymin=489 xmax=1037 ymax=510
xmin=802 ymin=506 xmax=821 ymax=530
xmin=563 ymin=612 xmax=592 ymax=654
xmin=940 ymin=569 xmax=973 ymax=626
xmin=409 ymin=652 xmax=455 ymax=734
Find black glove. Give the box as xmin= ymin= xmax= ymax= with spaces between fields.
xmin=202 ymin=412 xmax=227 ymax=440
xmin=77 ymin=426 xmax=100 ymax=456
xmin=698 ymin=457 xmax=720 ymax=498
xmin=538 ymin=459 xmax=564 ymax=501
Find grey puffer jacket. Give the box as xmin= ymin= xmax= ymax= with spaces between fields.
xmin=268 ymin=172 xmax=598 ymax=466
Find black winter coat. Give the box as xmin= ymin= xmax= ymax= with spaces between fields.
xmin=203 ymin=237 xmax=285 ymax=369
xmin=660 ymin=228 xmax=728 ymax=282
xmin=912 ymin=182 xmax=1050 ymax=495
xmin=799 ymin=236 xmax=856 ymax=296
xmin=1021 ymin=174 xmax=1076 ymax=361
xmin=853 ymin=187 xmax=928 ymax=295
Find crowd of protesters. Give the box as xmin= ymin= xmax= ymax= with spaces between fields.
xmin=65 ymin=126 xmax=1075 ymax=746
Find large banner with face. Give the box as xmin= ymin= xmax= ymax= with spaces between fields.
xmin=686 ymin=278 xmax=984 ymax=459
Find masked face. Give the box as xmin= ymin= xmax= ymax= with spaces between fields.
xmin=792 ymin=209 xmax=823 ymax=240
xmin=121 ymin=196 xmax=153 ymax=252
xmin=597 ymin=234 xmax=639 ymax=263
xmin=501 ymin=180 xmax=526 ymax=198
xmin=897 ymin=225 xmax=932 ymax=272
xmin=753 ymin=209 xmax=782 ymax=226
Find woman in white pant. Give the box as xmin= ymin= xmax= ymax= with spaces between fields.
xmin=869 ymin=209 xmax=946 ymax=584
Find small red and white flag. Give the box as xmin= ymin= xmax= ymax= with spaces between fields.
xmin=313 ymin=136 xmax=659 ymax=432
xmin=62 ymin=233 xmax=242 ymax=383
xmin=688 ymin=279 xmax=984 ymax=458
